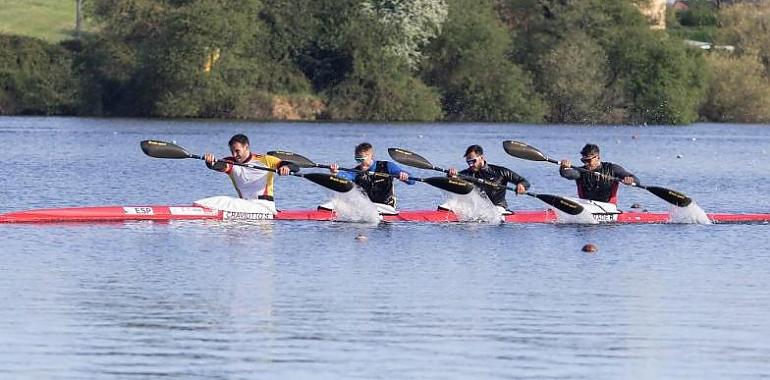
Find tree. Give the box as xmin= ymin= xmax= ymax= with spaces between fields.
xmin=537 ymin=32 xmax=612 ymax=123
xmin=422 ymin=0 xmax=544 ymax=122
xmin=607 ymin=29 xmax=707 ymax=124
xmin=361 ymin=0 xmax=448 ymax=69
xmin=324 ymin=7 xmax=442 ymax=121
xmin=505 ymin=0 xmax=706 ymax=124
xmin=701 ymin=52 xmax=770 ymax=122
xmin=0 ymin=35 xmax=77 ymax=115
xmin=718 ymin=1 xmax=770 ymax=75
xmin=83 ymin=0 xmax=296 ymax=117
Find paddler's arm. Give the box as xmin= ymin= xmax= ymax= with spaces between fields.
xmin=501 ymin=166 xmax=530 ymax=194
xmin=611 ymin=163 xmax=640 ymax=186
xmin=264 ymin=154 xmax=297 ymax=176
xmin=328 ymin=163 xmax=356 ymax=182
xmin=558 ymin=159 xmax=581 ymax=180
xmin=204 ymin=153 xmax=231 ymax=173
xmin=386 ymin=161 xmax=415 ymax=184
xmin=276 ymin=160 xmax=299 ymax=175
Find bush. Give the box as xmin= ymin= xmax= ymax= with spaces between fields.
xmin=322 ymin=5 xmax=443 ymax=121
xmin=325 ymin=71 xmax=442 ymax=121
xmin=718 ymin=2 xmax=770 ymax=75
xmin=422 ymin=0 xmax=544 ymax=122
xmin=701 ymin=52 xmax=770 ymax=122
xmin=0 ymin=35 xmax=77 ymax=115
xmin=677 ymin=0 xmax=718 ymax=27
xmin=537 ymin=32 xmax=610 ymax=123
xmin=605 ymin=30 xmax=707 ymax=124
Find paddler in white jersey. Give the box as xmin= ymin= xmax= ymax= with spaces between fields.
xmin=195 ymin=134 xmax=295 ymax=216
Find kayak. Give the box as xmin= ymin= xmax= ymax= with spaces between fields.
xmin=1 ymin=205 xmax=769 ymax=224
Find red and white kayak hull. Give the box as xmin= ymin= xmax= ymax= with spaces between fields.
xmin=1 ymin=205 xmax=769 ymax=224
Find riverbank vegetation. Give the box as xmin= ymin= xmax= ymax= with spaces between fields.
xmin=1 ymin=0 xmax=769 ymax=124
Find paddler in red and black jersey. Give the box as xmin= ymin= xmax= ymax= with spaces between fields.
xmin=447 ymin=144 xmax=530 ymax=210
xmin=329 ymin=142 xmax=414 ymax=208
xmin=559 ymin=143 xmax=639 ymax=205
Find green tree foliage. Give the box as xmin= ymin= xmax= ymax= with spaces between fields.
xmin=505 ymin=0 xmax=706 ymax=124
xmin=324 ymin=8 xmax=442 ymax=121
xmin=423 ymin=0 xmax=544 ymax=122
xmin=608 ymin=30 xmax=707 ymax=124
xmin=718 ymin=2 xmax=770 ymax=75
xmin=361 ymin=0 xmax=448 ymax=70
xmin=677 ymin=0 xmax=718 ymax=27
xmin=261 ymin=0 xmax=443 ymax=120
xmin=5 ymin=0 xmax=762 ymax=123
xmin=666 ymin=0 xmax=718 ymax=42
xmin=261 ymin=0 xmax=361 ymax=93
xmin=258 ymin=0 xmax=328 ymax=92
xmin=140 ymin=0 xmax=266 ymax=117
xmin=536 ymin=32 xmax=611 ymax=123
xmin=72 ymin=35 xmax=139 ymax=115
xmin=84 ymin=0 xmax=312 ymax=118
xmin=0 ymin=35 xmax=76 ymax=115
xmin=701 ymin=52 xmax=770 ymax=122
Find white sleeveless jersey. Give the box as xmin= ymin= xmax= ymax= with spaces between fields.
xmin=222 ymin=154 xmax=281 ymax=201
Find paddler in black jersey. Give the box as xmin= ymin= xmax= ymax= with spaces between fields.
xmin=329 ymin=142 xmax=415 ymax=209
xmin=447 ymin=144 xmax=530 ymax=210
xmin=558 ymin=143 xmax=640 ymax=205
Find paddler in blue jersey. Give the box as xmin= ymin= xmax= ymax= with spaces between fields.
xmin=559 ymin=143 xmax=639 ymax=205
xmin=447 ymin=144 xmax=530 ymax=211
xmin=329 ymin=142 xmax=415 ymax=209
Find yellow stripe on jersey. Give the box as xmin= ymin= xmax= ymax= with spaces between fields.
xmin=224 ymin=153 xmax=283 ymax=200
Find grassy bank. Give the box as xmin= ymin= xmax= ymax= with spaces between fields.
xmin=0 ymin=0 xmax=76 ymax=42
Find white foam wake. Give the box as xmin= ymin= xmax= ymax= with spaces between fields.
xmin=442 ymin=189 xmax=504 ymax=223
xmin=327 ymin=188 xmax=381 ymax=224
xmin=668 ymin=202 xmax=712 ymax=224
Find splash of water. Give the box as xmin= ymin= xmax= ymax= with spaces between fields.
xmin=328 ymin=188 xmax=381 ymax=224
xmin=442 ymin=189 xmax=503 ymax=223
xmin=668 ymin=201 xmax=712 ymax=224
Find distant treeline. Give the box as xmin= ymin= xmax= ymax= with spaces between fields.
xmin=1 ymin=0 xmax=769 ymax=124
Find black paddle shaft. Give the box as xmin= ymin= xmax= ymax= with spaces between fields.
xmin=140 ymin=140 xmax=354 ymax=193
xmin=267 ymin=150 xmax=474 ymax=195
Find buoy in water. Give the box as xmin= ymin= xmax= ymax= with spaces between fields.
xmin=630 ymin=203 xmax=642 ymax=209
xmin=582 ymin=244 xmax=598 ymax=253
xmin=355 ymin=234 xmax=368 ymax=241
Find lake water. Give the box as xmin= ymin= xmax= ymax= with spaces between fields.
xmin=1 ymin=117 xmax=769 ymax=379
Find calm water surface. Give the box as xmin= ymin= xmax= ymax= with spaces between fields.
xmin=1 ymin=117 xmax=769 ymax=379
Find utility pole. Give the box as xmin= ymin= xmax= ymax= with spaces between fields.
xmin=76 ymin=0 xmax=83 ymax=39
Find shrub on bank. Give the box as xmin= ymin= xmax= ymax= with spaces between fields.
xmin=701 ymin=52 xmax=770 ymax=123
xmin=0 ymin=35 xmax=76 ymax=115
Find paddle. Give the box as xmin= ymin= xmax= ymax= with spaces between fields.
xmin=267 ymin=150 xmax=474 ymax=195
xmin=387 ymin=148 xmax=584 ymax=215
xmin=140 ymin=140 xmax=354 ymax=193
xmin=502 ymin=140 xmax=693 ymax=207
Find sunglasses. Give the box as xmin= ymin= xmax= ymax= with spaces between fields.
xmin=355 ymin=156 xmax=366 ymax=163
xmin=580 ymin=155 xmax=598 ymax=163
xmin=466 ymin=157 xmax=479 ymax=165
